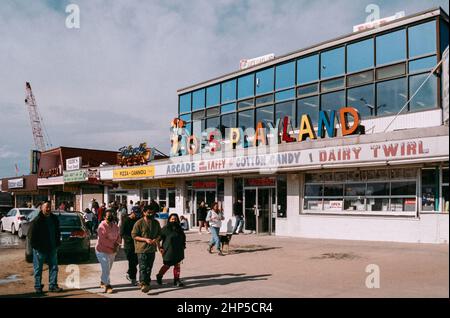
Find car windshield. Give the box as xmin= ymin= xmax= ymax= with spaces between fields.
xmin=58 ymin=214 xmax=81 ymax=227
xmin=19 ymin=209 xmax=36 ymax=216
xmin=26 ymin=210 xmax=40 ymax=221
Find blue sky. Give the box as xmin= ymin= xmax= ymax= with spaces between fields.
xmin=0 ymin=0 xmax=448 ymax=178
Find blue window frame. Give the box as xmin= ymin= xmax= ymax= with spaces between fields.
xmin=321 ymin=47 xmax=345 ymax=79
xmin=347 ymin=84 xmax=375 ymax=118
xmin=192 ymin=89 xmax=205 ymax=110
xmin=297 ymin=54 xmax=319 ymax=85
xmin=179 ymin=93 xmax=191 ymax=114
xmin=376 ymin=29 xmax=406 ymax=66
xmin=275 ymin=89 xmax=295 ymax=102
xmin=256 ymin=68 xmax=274 ymax=95
xmin=221 ymin=102 xmax=236 ymax=114
xmin=238 ymin=74 xmax=254 ymax=99
xmin=409 ymin=56 xmax=436 ymax=74
xmin=408 ymin=21 xmax=436 ymax=58
xmin=221 ymin=80 xmax=237 ymax=103
xmin=275 ymin=62 xmax=295 ymax=90
xmin=206 ymin=85 xmax=220 ymax=107
xmin=180 ymin=114 xmax=191 ymax=122
xmin=376 ymin=77 xmax=407 ymax=116
xmin=409 ymin=73 xmax=438 ymax=112
xmin=321 ymin=90 xmax=345 ymax=114
xmin=347 ymin=39 xmax=374 ymax=73
xmin=297 ymin=96 xmax=319 ymax=127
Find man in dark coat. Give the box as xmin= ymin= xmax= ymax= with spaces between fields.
xmin=120 ymin=210 xmax=139 ymax=286
xmin=156 ymin=213 xmax=186 ymax=287
xmin=28 ymin=202 xmax=63 ymax=294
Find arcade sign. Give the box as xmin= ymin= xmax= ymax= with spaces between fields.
xmin=118 ymin=142 xmax=154 ymax=167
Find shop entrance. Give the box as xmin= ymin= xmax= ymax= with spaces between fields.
xmin=244 ymin=187 xmax=276 ymax=235
xmin=114 ymin=194 xmax=127 ymax=205
xmin=194 ymin=190 xmax=216 ymax=225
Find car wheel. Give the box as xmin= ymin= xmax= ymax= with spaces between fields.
xmin=18 ymin=226 xmax=25 ymax=239
xmin=11 ymin=224 xmax=16 ymax=235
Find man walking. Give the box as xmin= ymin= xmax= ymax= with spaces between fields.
xmin=132 ymin=205 xmax=161 ymax=293
xmin=120 ymin=210 xmax=139 ymax=286
xmin=28 ymin=202 xmax=63 ymax=294
xmin=232 ymin=199 xmax=244 ymax=234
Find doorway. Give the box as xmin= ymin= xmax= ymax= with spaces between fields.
xmin=193 ymin=189 xmax=216 ymax=225
xmin=244 ymin=187 xmax=276 ymax=235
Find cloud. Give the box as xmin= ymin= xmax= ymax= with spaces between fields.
xmin=0 ymin=0 xmax=448 ymax=177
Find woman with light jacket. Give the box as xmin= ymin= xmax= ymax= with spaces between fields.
xmin=206 ymin=202 xmax=225 ymax=256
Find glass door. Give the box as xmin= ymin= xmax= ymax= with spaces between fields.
xmin=244 ymin=189 xmax=257 ymax=233
xmin=244 ymin=188 xmax=275 ymax=235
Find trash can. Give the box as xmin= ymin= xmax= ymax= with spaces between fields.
xmin=156 ymin=212 xmax=169 ymax=228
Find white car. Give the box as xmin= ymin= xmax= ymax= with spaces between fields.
xmin=0 ymin=208 xmax=37 ymax=237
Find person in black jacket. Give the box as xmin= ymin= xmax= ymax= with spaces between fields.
xmin=28 ymin=202 xmax=63 ymax=294
xmin=197 ymin=201 xmax=209 ymax=234
xmin=120 ymin=210 xmax=138 ymax=286
xmin=156 ymin=213 xmax=186 ymax=287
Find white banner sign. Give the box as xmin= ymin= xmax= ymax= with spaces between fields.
xmin=240 ymin=53 xmax=275 ymax=70
xmin=353 ymin=11 xmax=405 ymax=32
xmin=37 ymin=176 xmax=64 ymax=186
xmin=66 ymin=157 xmax=82 ymax=171
xmin=8 ymin=178 xmax=24 ymax=189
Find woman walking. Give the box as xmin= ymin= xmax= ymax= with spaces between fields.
xmin=197 ymin=201 xmax=209 ymax=234
xmin=95 ymin=210 xmax=121 ymax=294
xmin=206 ymin=202 xmax=225 ymax=256
xmin=156 ymin=213 xmax=186 ymax=287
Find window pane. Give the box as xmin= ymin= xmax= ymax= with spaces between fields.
xmin=367 ymin=182 xmax=389 ymax=196
xmin=323 ymin=200 xmax=343 ymax=211
xmin=321 ymin=90 xmax=345 ymax=114
xmin=391 ymin=181 xmax=416 ymax=196
xmin=324 ymin=184 xmax=343 ymax=196
xmin=409 ymin=56 xmax=437 ymax=73
xmin=221 ymin=102 xmax=236 ymax=113
xmin=206 ymin=116 xmax=220 ymax=129
xmin=321 ymin=47 xmax=345 ymax=79
xmin=297 ymin=96 xmax=319 ymax=127
xmin=345 ymin=183 xmax=366 ymax=196
xmin=408 ymin=21 xmax=436 ymax=58
xmin=367 ymin=198 xmax=389 ymax=211
xmin=256 ymin=105 xmax=273 ymax=127
xmin=376 ymin=77 xmax=407 ymax=116
xmin=256 ymin=68 xmax=274 ymax=95
xmin=256 ymin=94 xmax=273 ymax=106
xmin=180 ymin=114 xmax=191 ymax=122
xmin=297 ymin=54 xmax=319 ymax=85
xmin=275 ymin=101 xmax=295 ymax=122
xmin=221 ymin=79 xmax=236 ymax=103
xmin=192 ymin=110 xmax=204 ymax=120
xmin=297 ymin=83 xmax=318 ymax=97
xmin=347 ymin=84 xmax=375 ymax=118
xmin=238 ymin=109 xmax=254 ymax=130
xmin=376 ymin=29 xmax=406 ymax=65
xmin=347 ymin=70 xmax=374 ymax=87
xmin=304 ymin=199 xmax=322 ymax=210
xmin=305 ymin=184 xmax=323 ymax=196
xmin=179 ymin=93 xmax=191 ymax=113
xmin=347 ymin=38 xmax=374 ymax=73
xmin=192 ymin=89 xmax=205 ymax=110
xmin=344 ymin=198 xmax=366 ymax=211
xmin=275 ymin=88 xmax=295 ymax=102
xmin=421 ymin=169 xmax=438 ymax=211
xmin=391 ymin=198 xmax=416 ymax=212
xmin=184 ymin=123 xmax=191 ymax=135
xmin=206 ymin=107 xmax=220 ymax=117
xmin=321 ymin=77 xmax=345 ymax=92
xmin=221 ymin=113 xmax=236 ymax=136
xmin=409 ymin=73 xmax=438 ymax=112
xmin=238 ymin=99 xmax=254 ymax=109
xmin=275 ymin=62 xmax=295 ymax=90
xmin=206 ymin=85 xmax=220 ymax=107
xmin=238 ymin=74 xmax=254 ymax=99
xmin=376 ymin=63 xmax=406 ymax=80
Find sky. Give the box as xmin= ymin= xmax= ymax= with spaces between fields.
xmin=0 ymin=0 xmax=448 ymax=178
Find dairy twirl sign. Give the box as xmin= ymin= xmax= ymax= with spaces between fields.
xmin=66 ymin=157 xmax=82 ymax=171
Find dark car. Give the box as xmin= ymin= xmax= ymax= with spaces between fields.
xmin=25 ymin=211 xmax=91 ymax=263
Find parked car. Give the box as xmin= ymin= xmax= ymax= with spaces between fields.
xmin=0 ymin=208 xmax=38 ymax=236
xmin=17 ymin=209 xmax=39 ymax=238
xmin=0 ymin=206 xmax=13 ymax=220
xmin=25 ymin=211 xmax=91 ymax=263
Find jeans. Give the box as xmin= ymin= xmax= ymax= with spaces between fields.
xmin=125 ymin=249 xmax=138 ymax=280
xmin=96 ymin=251 xmax=116 ymax=285
xmin=33 ymin=249 xmax=58 ymax=290
xmin=138 ymin=253 xmax=156 ymax=286
xmin=233 ymin=215 xmax=244 ymax=233
xmin=209 ymin=226 xmax=221 ymax=251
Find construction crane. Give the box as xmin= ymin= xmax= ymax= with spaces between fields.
xmin=24 ymin=82 xmax=52 ymax=151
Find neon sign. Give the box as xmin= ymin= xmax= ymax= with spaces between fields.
xmin=118 ymin=142 xmax=154 ymax=167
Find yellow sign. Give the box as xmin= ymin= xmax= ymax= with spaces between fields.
xmin=113 ymin=166 xmax=155 ymax=179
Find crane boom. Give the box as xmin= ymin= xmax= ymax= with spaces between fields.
xmin=24 ymin=82 xmax=48 ymax=151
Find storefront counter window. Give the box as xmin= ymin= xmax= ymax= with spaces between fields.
xmin=421 ymin=168 xmax=439 ymax=212
xmin=142 ymin=188 xmax=175 ymax=212
xmin=303 ymin=168 xmax=418 ymax=216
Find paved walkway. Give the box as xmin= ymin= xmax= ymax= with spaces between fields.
xmin=78 ymin=231 xmax=449 ymax=298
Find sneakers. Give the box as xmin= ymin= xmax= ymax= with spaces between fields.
xmin=174 ymin=279 xmax=184 ymax=287
xmin=207 ymin=245 xmax=213 ymax=254
xmin=35 ymin=284 xmax=45 ymax=295
xmin=126 ymin=274 xmax=138 ymax=286
xmin=141 ymin=284 xmax=151 ymax=293
xmin=105 ymin=285 xmax=113 ymax=294
xmin=49 ymin=285 xmax=64 ymax=293
xmin=156 ymin=274 xmax=163 ymax=285
xmin=218 ymin=250 xmax=225 ymax=256
xmin=100 ymin=282 xmax=106 ymax=289
xmin=131 ymin=279 xmax=138 ymax=286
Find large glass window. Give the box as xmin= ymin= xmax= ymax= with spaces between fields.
xmin=297 ymin=54 xmax=319 ymax=85
xmin=409 ymin=73 xmax=438 ymax=112
xmin=297 ymin=83 xmax=319 ymax=97
xmin=297 ymin=96 xmax=319 ymax=127
xmin=409 ymin=56 xmax=437 ymax=74
xmin=192 ymin=89 xmax=205 ymax=110
xmin=321 ymin=90 xmax=345 ymax=114
xmin=221 ymin=79 xmax=237 ymax=103
xmin=179 ymin=93 xmax=191 ymax=113
xmin=408 ymin=21 xmax=436 ymax=58
xmin=320 ymin=47 xmax=345 ymax=79
xmin=376 ymin=29 xmax=406 ymax=65
xmin=206 ymin=85 xmax=220 ymax=107
xmin=221 ymin=102 xmax=236 ymax=114
xmin=376 ymin=77 xmax=407 ymax=116
xmin=275 ymin=62 xmax=295 ymax=90
xmin=238 ymin=99 xmax=254 ymax=109
xmin=238 ymin=74 xmax=254 ymax=99
xmin=238 ymin=109 xmax=254 ymax=131
xmin=347 ymin=70 xmax=374 ymax=87
xmin=275 ymin=101 xmax=295 ymax=123
xmin=206 ymin=116 xmax=220 ymax=130
xmin=347 ymin=38 xmax=374 ymax=73
xmin=256 ymin=105 xmax=273 ymax=127
xmin=256 ymin=68 xmax=274 ymax=95
xmin=321 ymin=77 xmax=345 ymax=93
xmin=347 ymin=84 xmax=375 ymax=118
xmin=256 ymin=94 xmax=273 ymax=106
xmin=275 ymin=89 xmax=295 ymax=102
xmin=221 ymin=113 xmax=236 ymax=136
xmin=180 ymin=114 xmax=191 ymax=122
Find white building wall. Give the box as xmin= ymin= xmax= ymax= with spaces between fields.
xmin=222 ymin=177 xmax=234 ymax=233
xmin=175 ymin=179 xmax=186 ymax=215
